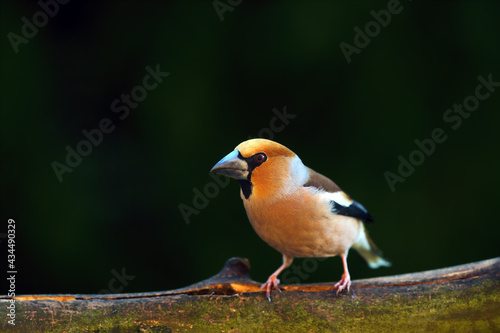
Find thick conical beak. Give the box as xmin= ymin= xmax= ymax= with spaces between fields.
xmin=210 ymin=150 xmax=249 ymax=180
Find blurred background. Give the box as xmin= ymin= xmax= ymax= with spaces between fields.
xmin=1 ymin=0 xmax=499 ymax=295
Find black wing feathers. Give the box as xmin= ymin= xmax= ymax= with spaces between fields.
xmin=330 ymin=200 xmax=374 ymax=223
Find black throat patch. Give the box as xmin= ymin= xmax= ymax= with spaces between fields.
xmin=236 ymin=151 xmax=267 ymax=200
xmin=238 ymin=179 xmax=253 ymax=199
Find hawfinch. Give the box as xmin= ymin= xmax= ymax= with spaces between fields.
xmin=210 ymin=139 xmax=390 ymax=300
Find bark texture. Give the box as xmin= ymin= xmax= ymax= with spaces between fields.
xmin=1 ymin=257 xmax=499 ymax=332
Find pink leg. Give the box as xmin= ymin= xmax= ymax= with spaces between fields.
xmin=261 ymin=254 xmax=293 ymax=302
xmin=334 ymin=253 xmax=351 ymax=295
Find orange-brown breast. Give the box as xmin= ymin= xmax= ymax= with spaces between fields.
xmin=242 ymin=187 xmax=362 ymax=258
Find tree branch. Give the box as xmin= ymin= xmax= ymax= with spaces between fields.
xmin=1 ymin=257 xmax=499 ymax=332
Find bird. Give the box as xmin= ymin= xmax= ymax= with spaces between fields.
xmin=210 ymin=138 xmax=390 ymax=301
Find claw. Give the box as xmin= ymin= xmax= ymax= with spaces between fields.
xmin=334 ymin=272 xmax=351 ymax=295
xmin=334 ymin=253 xmax=351 ymax=295
xmin=261 ymin=275 xmax=281 ymax=301
xmin=260 ymin=254 xmax=293 ymax=302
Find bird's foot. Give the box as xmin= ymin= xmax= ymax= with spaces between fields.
xmin=334 ymin=272 xmax=351 ymax=295
xmin=260 ymin=275 xmax=281 ymax=302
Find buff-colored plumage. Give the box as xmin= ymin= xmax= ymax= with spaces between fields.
xmin=211 ymin=139 xmax=390 ymax=300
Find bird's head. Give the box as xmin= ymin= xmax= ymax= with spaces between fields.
xmin=210 ymin=139 xmax=308 ymax=200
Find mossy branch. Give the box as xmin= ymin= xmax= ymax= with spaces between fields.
xmin=1 ymin=257 xmax=499 ymax=332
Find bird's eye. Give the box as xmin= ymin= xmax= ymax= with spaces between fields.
xmin=254 ymin=153 xmax=267 ymax=163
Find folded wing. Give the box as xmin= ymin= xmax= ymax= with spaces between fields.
xmin=304 ymin=167 xmax=374 ymax=223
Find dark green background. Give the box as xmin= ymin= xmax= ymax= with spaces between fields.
xmin=1 ymin=0 xmax=499 ymax=295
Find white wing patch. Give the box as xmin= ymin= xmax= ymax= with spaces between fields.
xmin=318 ymin=190 xmax=373 ymax=222
xmin=325 ymin=191 xmax=353 ymax=207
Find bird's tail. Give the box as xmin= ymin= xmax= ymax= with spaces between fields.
xmin=352 ymin=225 xmax=391 ymax=269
